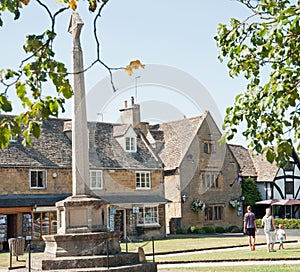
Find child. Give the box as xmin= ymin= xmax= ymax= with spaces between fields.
xmin=277 ymin=224 xmax=287 ymax=250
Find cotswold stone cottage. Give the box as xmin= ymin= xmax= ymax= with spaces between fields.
xmin=145 ymin=111 xmax=243 ymax=233
xmin=0 ymin=101 xmax=167 ymax=249
xmin=0 ymin=100 xmax=245 ymax=249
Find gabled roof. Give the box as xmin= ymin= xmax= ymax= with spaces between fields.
xmin=251 ymin=152 xmax=278 ymax=182
xmin=88 ymin=122 xmax=162 ymax=169
xmin=0 ymin=117 xmax=162 ymax=170
xmin=113 ymin=124 xmax=131 ymax=137
xmin=228 ymin=144 xmax=257 ymax=177
xmin=148 ymin=112 xmax=207 ymax=170
xmin=229 ymin=144 xmax=278 ymax=182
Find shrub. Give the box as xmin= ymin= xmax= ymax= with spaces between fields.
xmin=201 ymin=226 xmax=215 ymax=234
xmin=188 ymin=226 xmax=197 ymax=233
xmin=225 ymin=225 xmax=239 ymax=233
xmin=215 ymin=226 xmax=225 ymax=233
xmin=195 ymin=228 xmax=206 ymax=234
xmin=256 ymin=218 xmax=300 ymax=229
xmin=175 ymin=228 xmax=188 ymax=234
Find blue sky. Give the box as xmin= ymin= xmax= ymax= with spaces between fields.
xmin=0 ymin=0 xmax=251 ymax=145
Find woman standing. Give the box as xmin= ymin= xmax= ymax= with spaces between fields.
xmin=262 ymin=208 xmax=277 ymax=252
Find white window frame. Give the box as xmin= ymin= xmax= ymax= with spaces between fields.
xmin=30 ymin=170 xmax=47 ymax=189
xmin=137 ymin=206 xmax=159 ymax=226
xmin=89 ymin=170 xmax=103 ymax=189
xmin=125 ymin=137 xmax=136 ymax=152
xmin=136 ymin=171 xmax=151 ymax=189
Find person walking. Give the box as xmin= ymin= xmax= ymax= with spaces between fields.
xmin=262 ymin=208 xmax=277 ymax=252
xmin=277 ymin=224 xmax=287 ymax=250
xmin=243 ymin=205 xmax=257 ymax=251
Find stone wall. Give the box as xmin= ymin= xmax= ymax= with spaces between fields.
xmin=0 ymin=167 xmax=72 ymax=194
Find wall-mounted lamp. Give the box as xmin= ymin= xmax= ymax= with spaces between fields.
xmin=53 ymin=172 xmax=57 ymax=179
xmin=181 ymin=195 xmax=187 ymax=203
xmin=33 ymin=203 xmax=37 ymax=212
xmin=240 ymin=195 xmax=245 ymax=201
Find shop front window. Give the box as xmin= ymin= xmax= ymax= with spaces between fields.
xmin=137 ymin=206 xmax=159 ymax=226
xmin=33 ymin=211 xmax=57 ymax=239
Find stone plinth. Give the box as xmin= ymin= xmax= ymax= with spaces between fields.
xmin=56 ymin=195 xmax=107 ymax=234
xmin=43 ymin=232 xmax=121 ymax=257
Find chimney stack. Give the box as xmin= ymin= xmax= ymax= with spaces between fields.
xmin=119 ymin=98 xmax=140 ymax=127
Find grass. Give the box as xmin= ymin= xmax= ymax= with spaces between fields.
xmin=159 ymin=264 xmax=300 ymax=271
xmin=0 ymin=236 xmax=299 ymax=271
xmin=120 ymin=236 xmax=267 ymax=254
xmin=155 ymin=244 xmax=300 ymax=262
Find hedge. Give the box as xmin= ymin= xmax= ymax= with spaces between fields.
xmin=256 ymin=218 xmax=300 ymax=229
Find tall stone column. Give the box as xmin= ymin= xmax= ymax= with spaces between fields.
xmin=68 ymin=12 xmax=89 ymax=196
xmin=54 ymin=12 xmax=108 ymax=236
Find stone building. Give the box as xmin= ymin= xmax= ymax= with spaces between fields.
xmin=0 ymin=102 xmax=167 ymax=249
xmin=146 ymin=111 xmax=243 ymax=233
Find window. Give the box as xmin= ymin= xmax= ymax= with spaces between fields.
xmin=30 ymin=170 xmax=46 ymax=189
xmin=205 ymin=205 xmax=223 ymax=221
xmin=90 ymin=170 xmax=103 ymax=189
xmin=33 ymin=211 xmax=57 ymax=240
xmin=125 ymin=137 xmax=136 ymax=152
xmin=204 ymin=141 xmax=216 ymax=154
xmin=285 ymin=182 xmax=294 ymax=195
xmin=214 ymin=206 xmax=222 ymax=220
xmin=201 ymin=172 xmax=220 ymax=190
xmin=137 ymin=206 xmax=159 ymax=226
xmin=136 ymin=171 xmax=151 ymax=189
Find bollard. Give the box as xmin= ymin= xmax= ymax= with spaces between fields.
xmin=28 ymin=242 xmax=31 ymax=272
xmin=152 ymin=236 xmax=155 ymax=262
xmin=106 ymin=239 xmax=110 ymax=269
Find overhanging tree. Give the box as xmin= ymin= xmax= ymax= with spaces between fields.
xmin=215 ymin=0 xmax=300 ymax=166
xmin=0 ymin=0 xmax=143 ymax=148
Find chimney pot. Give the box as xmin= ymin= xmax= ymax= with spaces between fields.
xmin=124 ymin=100 xmax=128 ymax=109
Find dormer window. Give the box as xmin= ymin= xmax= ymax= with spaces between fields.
xmin=125 ymin=137 xmax=136 ymax=152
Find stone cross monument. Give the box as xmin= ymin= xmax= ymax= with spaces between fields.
xmin=32 ymin=13 xmax=157 ymax=271
xmin=69 ymin=12 xmax=89 ymax=196
xmin=42 ymin=13 xmax=121 ymax=257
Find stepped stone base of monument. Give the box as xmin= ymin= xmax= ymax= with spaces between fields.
xmin=30 ymin=253 xmax=157 ymax=272
xmin=30 ymin=232 xmax=157 ymax=271
xmin=43 ymin=232 xmax=121 ymax=257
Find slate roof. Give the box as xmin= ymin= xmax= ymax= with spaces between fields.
xmin=148 ymin=113 xmax=207 ymax=170
xmin=88 ymin=122 xmax=162 ymax=169
xmin=0 ymin=117 xmax=162 ymax=170
xmin=228 ymin=144 xmax=257 ymax=177
xmin=0 ymin=194 xmax=70 ymax=207
xmin=0 ymin=118 xmax=72 ymax=168
xmin=251 ymin=152 xmax=278 ymax=182
xmin=229 ymin=144 xmax=278 ymax=182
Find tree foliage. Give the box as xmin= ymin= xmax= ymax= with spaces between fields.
xmin=215 ymin=0 xmax=300 ymax=166
xmin=241 ymin=177 xmax=261 ymax=207
xmin=0 ymin=0 xmax=143 ymax=148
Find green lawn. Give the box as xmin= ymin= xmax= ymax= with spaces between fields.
xmin=0 ymin=236 xmax=298 ymax=270
xmin=159 ymin=264 xmax=300 ymax=272
xmin=121 ymin=236 xmax=268 ymax=254
xmin=155 ymin=244 xmax=300 ymax=262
